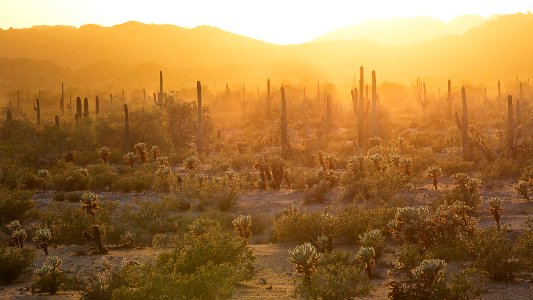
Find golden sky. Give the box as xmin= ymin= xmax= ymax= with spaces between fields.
xmin=1 ymin=0 xmax=531 ymax=44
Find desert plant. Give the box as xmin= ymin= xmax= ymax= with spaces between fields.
xmin=359 ymin=229 xmax=385 ymax=258
xmin=314 ymin=234 xmax=333 ymax=254
xmin=389 ymin=153 xmax=401 ymax=168
xmin=183 ymin=155 xmax=199 ymax=170
xmin=447 ymin=173 xmax=482 ymax=209
xmin=389 ymin=206 xmax=431 ymax=247
xmin=134 ymin=143 xmax=148 ymax=163
xmin=7 ymin=220 xmax=27 ymax=248
xmin=400 ymin=157 xmax=413 ymax=176
xmin=386 ymin=259 xmax=449 ymax=300
xmin=151 ymin=145 xmax=160 ymax=161
xmin=356 ymin=246 xmax=376 ymax=278
xmin=514 ymin=231 xmax=533 ymax=271
xmin=515 ymin=181 xmax=530 ymax=200
xmin=33 ymin=256 xmax=67 ymax=294
xmin=32 ymin=228 xmax=51 ymax=255
xmin=369 ymin=154 xmax=383 ymax=171
xmin=80 ymin=192 xmax=100 ymax=217
xmin=426 ymin=166 xmax=443 ymax=190
xmin=97 ymin=146 xmax=111 ymax=163
xmin=0 ymin=246 xmax=35 ymax=284
xmin=487 ymin=197 xmax=503 ymax=230
xmin=232 ymin=215 xmax=252 ymax=241
xmin=83 ymin=225 xmax=108 ymax=254
xmin=119 ymin=231 xmax=136 ymax=248
xmin=287 ymin=242 xmax=322 ymax=283
xmin=37 ymin=169 xmax=50 ymax=192
xmin=122 ymin=152 xmax=136 ymax=167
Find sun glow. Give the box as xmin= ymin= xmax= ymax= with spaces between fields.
xmin=1 ymin=0 xmax=532 ymax=44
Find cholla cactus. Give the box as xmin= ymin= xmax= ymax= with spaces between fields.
xmin=411 ymin=259 xmax=447 ymax=286
xmin=33 ymin=229 xmax=52 ymax=255
xmin=359 ymin=229 xmax=385 ymax=258
xmin=80 ymin=192 xmax=100 ymax=217
xmin=188 ymin=217 xmax=219 ymax=237
xmin=318 ymin=152 xmax=337 ymax=171
xmin=389 ymin=206 xmax=430 ymax=246
xmin=369 ymin=153 xmax=383 ymax=171
xmin=389 ymin=153 xmax=401 ymax=168
xmin=356 ymin=246 xmax=376 ymax=278
xmin=183 ymin=156 xmax=199 ymax=170
xmin=97 ymin=146 xmax=110 ymax=163
xmin=156 ymin=165 xmax=171 ymax=177
xmin=315 ymin=234 xmax=333 ymax=254
xmin=151 ymin=145 xmax=160 ymax=161
xmin=7 ymin=220 xmax=27 ymax=248
xmin=83 ymin=225 xmax=108 ymax=254
xmin=34 ymin=256 xmax=63 ymax=294
xmin=232 ymin=215 xmax=252 ymax=241
xmin=515 ymin=181 xmax=530 ymax=200
xmin=123 ymin=152 xmax=136 ymax=167
xmin=120 ymin=231 xmax=136 ymax=248
xmin=400 ymin=157 xmax=413 ymax=176
xmin=7 ymin=220 xmax=22 ymax=232
xmin=487 ymin=197 xmax=503 ymax=230
xmin=37 ymin=169 xmax=50 ymax=192
xmin=287 ymin=242 xmax=322 ymax=281
xmin=348 ymin=155 xmax=366 ymax=173
xmin=426 ymin=166 xmax=443 ymax=190
xmin=134 ymin=143 xmax=148 ymax=163
xmin=157 ymin=156 xmax=169 ymax=166
xmin=450 ymin=173 xmax=482 ymax=208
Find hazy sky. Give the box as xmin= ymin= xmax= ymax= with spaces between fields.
xmin=1 ymin=0 xmax=532 ymax=44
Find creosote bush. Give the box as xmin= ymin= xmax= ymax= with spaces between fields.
xmin=0 ymin=246 xmax=35 ymax=284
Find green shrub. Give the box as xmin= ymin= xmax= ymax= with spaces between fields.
xmin=303 ymin=180 xmax=330 ymax=204
xmin=51 ymin=161 xmax=90 ymax=191
xmin=437 ymin=156 xmax=474 ymax=176
xmin=0 ymin=188 xmax=35 ymax=224
xmin=481 ymin=158 xmax=521 ymax=180
xmin=514 ymin=230 xmax=533 ymax=271
xmin=445 ymin=173 xmax=482 ymax=209
xmin=467 ymin=227 xmax=520 ymax=281
xmin=112 ymin=170 xmax=154 ymax=192
xmin=335 ymin=206 xmax=395 ymax=244
xmin=272 ymin=206 xmax=336 ymax=243
xmin=0 ymin=246 xmax=35 ymax=284
xmin=88 ymin=163 xmax=119 ymax=191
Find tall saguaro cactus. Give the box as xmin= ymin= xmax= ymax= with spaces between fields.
xmin=76 ymin=97 xmax=82 ymax=118
xmin=280 ymin=87 xmax=289 ymax=158
xmin=371 ymin=70 xmax=378 ymax=137
xmin=455 ymin=87 xmax=472 ymax=161
xmin=266 ymin=78 xmax=273 ymax=117
xmin=507 ymin=95 xmax=515 ymax=156
xmin=54 ymin=115 xmax=60 ymax=129
xmin=34 ymin=99 xmax=41 ymax=125
xmin=352 ymin=66 xmax=366 ymax=147
xmin=83 ymin=98 xmax=89 ymax=118
xmin=447 ymin=79 xmax=453 ymax=120
xmin=497 ymin=80 xmax=501 ymax=103
xmin=95 ymin=96 xmax=100 ymax=115
xmin=60 ymin=82 xmax=65 ymax=115
xmin=124 ymin=104 xmax=130 ymax=152
xmin=197 ymin=81 xmax=203 ymax=154
xmin=6 ymin=110 xmax=12 ymax=121
xmin=154 ymin=71 xmax=167 ymax=108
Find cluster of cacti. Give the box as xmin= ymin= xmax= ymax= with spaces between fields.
xmin=7 ymin=220 xmax=27 ymax=248
xmin=97 ymin=146 xmax=110 ymax=163
xmin=318 ymin=151 xmax=337 ymax=171
xmin=356 ymin=246 xmax=376 ymax=278
xmin=232 ymin=215 xmax=252 ymax=241
xmin=389 ymin=206 xmax=431 ymax=246
xmin=359 ymin=229 xmax=385 ymax=258
xmin=183 ymin=155 xmax=199 ymax=170
xmin=348 ymin=154 xmax=366 ymax=174
xmin=33 ymin=229 xmax=52 ymax=255
xmin=454 ymin=87 xmax=473 ymax=161
xmin=449 ymin=173 xmax=482 ymax=208
xmin=123 ymin=152 xmax=136 ymax=167
xmin=411 ymin=259 xmax=447 ymax=286
xmin=515 ymin=181 xmax=531 ymax=200
xmin=151 ymin=145 xmax=160 ymax=161
xmin=287 ymin=242 xmax=322 ymax=282
xmin=80 ymin=192 xmax=100 ymax=217
xmin=487 ymin=197 xmax=503 ymax=230
xmin=134 ymin=143 xmax=148 ymax=163
xmin=253 ymin=155 xmax=289 ymax=190
xmin=425 ymin=166 xmax=443 ymax=190
xmin=33 ymin=256 xmax=64 ymax=294
xmin=83 ymin=225 xmax=108 ymax=254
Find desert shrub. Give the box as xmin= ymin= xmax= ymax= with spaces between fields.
xmin=481 ymin=158 xmax=521 ymax=180
xmin=437 ymin=157 xmax=474 ymax=175
xmin=111 ymin=226 xmax=254 ymax=299
xmin=291 ymin=167 xmax=321 ymax=190
xmin=0 ymin=246 xmax=35 ymax=284
xmin=180 ymin=173 xmax=241 ymax=211
xmin=445 ymin=173 xmax=482 ymax=209
xmin=467 ymin=227 xmax=520 ymax=281
xmin=32 ymin=256 xmax=68 ymax=294
xmin=272 ymin=206 xmax=336 ymax=243
xmin=83 ymin=258 xmax=130 ymax=300
xmin=118 ymin=199 xmax=175 ymax=235
xmin=514 ymin=230 xmax=533 ymax=271
xmin=359 ymin=229 xmax=385 ymax=258
xmin=335 ymin=206 xmax=395 ymax=244
xmin=0 ymin=163 xmax=42 ymax=190
xmin=87 ymin=163 xmax=119 ymax=191
xmin=342 ymin=167 xmax=408 ymax=203
xmin=0 ymin=188 xmax=35 ymax=224
xmin=112 ymin=170 xmax=154 ymax=192
xmin=50 ymin=161 xmax=90 ymax=191
xmin=520 ymin=165 xmax=533 ymax=181
xmin=303 ymin=180 xmax=330 ymax=204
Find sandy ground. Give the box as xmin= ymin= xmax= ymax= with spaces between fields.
xmin=1 ymin=179 xmax=533 ymax=299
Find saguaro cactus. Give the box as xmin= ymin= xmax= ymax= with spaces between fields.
xmin=358 ymin=66 xmax=366 ymax=146
xmin=124 ymin=104 xmax=130 ymax=151
xmin=54 ymin=115 xmax=60 ymax=129
xmin=83 ymin=98 xmax=89 ymax=118
xmin=95 ymin=96 xmax=100 ymax=115
xmin=6 ymin=110 xmax=12 ymax=121
xmin=447 ymin=79 xmax=453 ymax=120
xmin=76 ymin=97 xmax=82 ymax=117
xmin=497 ymin=80 xmax=501 ymax=103
xmin=154 ymin=71 xmax=167 ymax=108
xmin=371 ymin=70 xmax=378 ymax=137
xmin=455 ymin=87 xmax=472 ymax=161
xmin=281 ymin=87 xmax=289 ymax=158
xmin=507 ymin=95 xmax=515 ymax=156
xmin=266 ymin=78 xmax=273 ymax=117
xmin=34 ymin=98 xmax=41 ymax=125
xmin=60 ymin=82 xmax=64 ymax=115
xmin=197 ymin=81 xmax=203 ymax=154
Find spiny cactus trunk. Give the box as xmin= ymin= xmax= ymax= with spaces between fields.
xmin=507 ymin=95 xmax=514 ymax=156
xmin=197 ymin=81 xmax=203 ymax=154
xmin=357 ymin=66 xmax=365 ymax=147
xmin=455 ymin=87 xmax=472 ymax=161
xmin=54 ymin=115 xmax=60 ymax=129
xmin=143 ymin=88 xmax=146 ymax=105
xmin=266 ymin=78 xmax=272 ymax=118
xmin=371 ymin=70 xmax=378 ymax=137
xmin=497 ymin=80 xmax=501 ymax=104
xmin=83 ymin=98 xmax=89 ymax=118
xmin=60 ymin=82 xmax=64 ymax=115
xmin=95 ymin=96 xmax=100 ymax=115
xmin=34 ymin=99 xmax=41 ymax=125
xmin=76 ymin=97 xmax=82 ymax=117
xmin=447 ymin=79 xmax=453 ymax=120
xmin=281 ymin=87 xmax=289 ymax=158
xmin=124 ymin=104 xmax=130 ymax=152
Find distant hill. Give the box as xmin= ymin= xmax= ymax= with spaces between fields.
xmin=0 ymin=14 xmax=532 ymax=94
xmin=314 ymin=15 xmax=486 ymax=46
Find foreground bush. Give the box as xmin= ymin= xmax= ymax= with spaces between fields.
xmin=32 ymin=256 xmax=68 ymax=294
xmin=0 ymin=188 xmax=35 ymax=224
xmin=0 ymin=246 xmax=35 ymax=284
